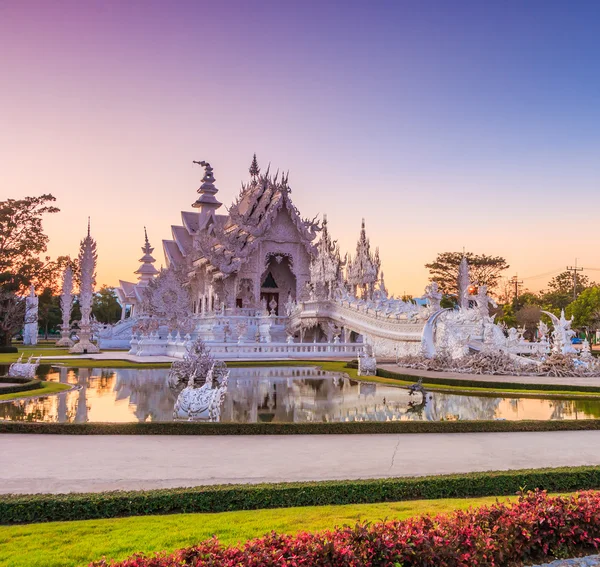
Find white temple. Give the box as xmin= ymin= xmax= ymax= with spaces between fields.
xmin=98 ymin=157 xmax=551 ymax=364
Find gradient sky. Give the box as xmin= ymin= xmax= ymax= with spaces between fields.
xmin=2 ymin=0 xmax=600 ymax=296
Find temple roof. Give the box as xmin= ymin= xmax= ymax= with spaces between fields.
xmin=163 ymin=157 xmax=320 ymax=276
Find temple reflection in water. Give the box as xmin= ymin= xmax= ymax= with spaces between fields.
xmin=1 ymin=365 xmax=599 ymax=423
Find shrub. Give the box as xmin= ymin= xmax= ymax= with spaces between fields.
xmin=1 ymin=419 xmax=600 ymax=435
xmin=2 ymin=466 xmax=600 ymax=525
xmin=0 ymin=346 xmax=18 ymax=353
xmin=89 ymin=490 xmax=600 ymax=566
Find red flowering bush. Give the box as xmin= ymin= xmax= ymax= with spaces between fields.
xmin=90 ymin=490 xmax=600 ymax=567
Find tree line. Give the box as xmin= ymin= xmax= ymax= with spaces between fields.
xmin=425 ymin=251 xmax=600 ymax=340
xmin=0 ymin=195 xmax=121 ymax=346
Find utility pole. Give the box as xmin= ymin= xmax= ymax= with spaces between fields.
xmin=566 ymin=259 xmax=584 ymax=301
xmin=509 ymin=275 xmax=523 ymax=300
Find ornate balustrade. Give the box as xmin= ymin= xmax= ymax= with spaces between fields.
xmin=166 ymin=340 xmax=364 ymax=360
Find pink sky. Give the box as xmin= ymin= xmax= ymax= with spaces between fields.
xmin=2 ymin=1 xmax=600 ymax=296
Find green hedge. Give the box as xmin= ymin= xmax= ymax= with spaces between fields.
xmin=0 ymin=346 xmax=18 ymax=353
xmin=2 ymin=418 xmax=600 ymax=435
xmin=2 ymin=466 xmax=600 ymax=525
xmin=0 ymin=378 xmax=43 ymax=395
xmin=379 ymin=368 xmax=600 ymax=393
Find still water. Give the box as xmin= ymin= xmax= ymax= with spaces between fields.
xmin=1 ymin=365 xmax=599 ymax=423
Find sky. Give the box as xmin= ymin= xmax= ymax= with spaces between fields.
xmin=2 ymin=0 xmax=600 ymax=296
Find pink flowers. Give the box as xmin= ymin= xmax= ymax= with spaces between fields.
xmin=91 ymin=490 xmax=600 ymax=567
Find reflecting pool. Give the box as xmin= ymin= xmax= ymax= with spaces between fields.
xmin=1 ymin=365 xmax=599 ymax=423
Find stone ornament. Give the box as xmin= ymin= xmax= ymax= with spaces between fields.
xmin=56 ymin=265 xmax=74 ymax=347
xmin=70 ymin=220 xmax=100 ymax=354
xmin=22 ymin=284 xmax=39 ymax=346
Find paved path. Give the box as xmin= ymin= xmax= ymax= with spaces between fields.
xmin=2 ymin=431 xmax=600 ymax=494
xmin=382 ymin=364 xmax=600 ymax=388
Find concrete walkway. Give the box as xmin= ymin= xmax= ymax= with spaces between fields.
xmin=382 ymin=364 xmax=600 ymax=389
xmin=2 ymin=431 xmax=600 ymax=494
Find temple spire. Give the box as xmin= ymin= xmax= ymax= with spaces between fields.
xmin=346 ymin=219 xmax=381 ymax=300
xmin=192 ymin=160 xmax=222 ymax=212
xmin=249 ymin=153 xmax=260 ymax=178
xmin=135 ymin=227 xmax=159 ymax=283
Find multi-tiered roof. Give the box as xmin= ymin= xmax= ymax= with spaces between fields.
xmin=163 ymin=158 xmax=320 ymax=280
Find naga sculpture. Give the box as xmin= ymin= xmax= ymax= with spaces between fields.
xmin=170 ymin=338 xmax=230 ymax=421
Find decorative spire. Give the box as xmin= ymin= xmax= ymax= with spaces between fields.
xmin=346 ymin=219 xmax=381 ymax=299
xmin=457 ymin=254 xmax=471 ymax=310
xmin=310 ymin=213 xmax=342 ymax=299
xmin=249 ymin=153 xmax=260 ymax=178
xmin=135 ymin=227 xmax=159 ymax=283
xmin=192 ymin=160 xmax=222 ymax=212
xmin=69 ymin=220 xmax=99 ymax=353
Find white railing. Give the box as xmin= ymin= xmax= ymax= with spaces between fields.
xmin=166 ymin=340 xmax=363 ymax=360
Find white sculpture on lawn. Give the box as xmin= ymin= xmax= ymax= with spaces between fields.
xmin=22 ymin=284 xmax=39 ymax=346
xmin=70 ymin=220 xmax=100 ymax=354
xmin=56 ymin=265 xmax=74 ymax=347
xmin=8 ymin=354 xmax=41 ymax=378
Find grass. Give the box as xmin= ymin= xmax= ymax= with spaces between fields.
xmin=0 ymin=381 xmax=71 ymax=401
xmin=0 ymin=495 xmax=520 ymax=567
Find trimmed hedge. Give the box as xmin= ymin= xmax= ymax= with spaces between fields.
xmin=380 ymin=367 xmax=600 ymax=393
xmin=2 ymin=466 xmax=600 ymax=525
xmin=0 ymin=377 xmax=43 ymax=395
xmin=2 ymin=418 xmax=600 ymax=435
xmin=0 ymin=346 xmax=18 ymax=353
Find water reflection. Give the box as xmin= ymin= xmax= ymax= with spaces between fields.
xmin=1 ymin=366 xmax=599 ymax=423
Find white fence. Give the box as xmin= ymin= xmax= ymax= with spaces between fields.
xmin=128 ymin=333 xmax=363 ymax=360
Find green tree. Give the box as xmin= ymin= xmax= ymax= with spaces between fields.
xmin=92 ymin=286 xmax=122 ymax=324
xmin=0 ymin=195 xmax=59 ymax=346
xmin=539 ymin=271 xmax=594 ymax=312
xmin=425 ymin=252 xmax=509 ymax=297
xmin=567 ymin=286 xmax=600 ymax=334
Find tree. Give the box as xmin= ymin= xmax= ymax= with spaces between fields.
xmin=425 ymin=252 xmax=509 ymax=297
xmin=567 ymin=286 xmax=600 ymax=334
xmin=92 ymin=286 xmax=122 ymax=324
xmin=0 ymin=194 xmax=60 ymax=292
xmin=38 ymin=288 xmax=62 ymax=339
xmin=515 ymin=304 xmax=541 ymax=340
xmin=548 ymin=271 xmax=591 ymax=296
xmin=539 ymin=271 xmax=594 ymax=312
xmin=0 ymin=195 xmax=59 ymax=346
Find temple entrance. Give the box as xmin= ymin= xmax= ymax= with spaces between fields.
xmin=260 ymin=254 xmax=296 ymax=316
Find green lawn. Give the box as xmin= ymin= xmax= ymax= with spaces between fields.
xmin=0 ymin=495 xmax=517 ymax=567
xmin=0 ymin=381 xmax=71 ymax=401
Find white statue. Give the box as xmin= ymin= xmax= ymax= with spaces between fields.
xmin=358 ymin=343 xmax=377 ymax=376
xmin=543 ymin=309 xmax=577 ymax=355
xmin=423 ymin=281 xmax=443 ymax=311
xmin=8 ymin=354 xmax=41 ymax=378
xmin=171 ymin=338 xmax=229 ymax=421
xmin=173 ymin=363 xmax=229 ymax=421
xmin=23 ymin=284 xmax=38 ymax=346
xmin=538 ymin=320 xmax=549 ymax=341
xmin=581 ymin=339 xmax=593 ymax=361
xmin=70 ymin=220 xmax=100 ymax=354
xmin=56 ymin=265 xmax=74 ymax=347
xmin=473 ymin=285 xmax=497 ymax=319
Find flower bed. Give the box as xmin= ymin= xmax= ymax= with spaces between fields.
xmin=90 ymin=490 xmax=600 ymax=567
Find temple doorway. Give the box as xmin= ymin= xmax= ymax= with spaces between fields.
xmin=260 ymin=254 xmax=296 ymax=316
